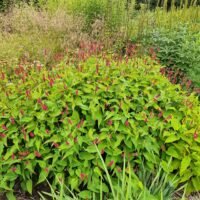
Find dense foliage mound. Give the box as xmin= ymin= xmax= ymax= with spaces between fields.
xmin=0 ymin=56 xmax=200 ymax=197
xmin=144 ymin=27 xmax=200 ymax=88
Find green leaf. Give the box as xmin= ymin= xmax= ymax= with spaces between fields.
xmin=171 ymin=118 xmax=180 ymax=130
xmin=37 ymin=160 xmax=46 ymax=168
xmin=6 ymin=192 xmax=16 ymax=200
xmin=192 ymin=177 xmax=200 ymax=191
xmin=179 ymin=170 xmax=192 ymax=183
xmin=85 ymin=145 xmax=96 ymax=153
xmin=113 ymin=134 xmax=124 ymax=148
xmin=78 ymin=190 xmax=92 ymax=199
xmin=37 ymin=170 xmax=48 ymax=184
xmin=79 ymin=152 xmax=95 ymax=160
xmin=94 ymin=167 xmax=102 ymax=177
xmin=166 ymin=146 xmax=180 ymax=159
xmin=26 ymin=179 xmax=32 ymax=194
xmin=165 ymin=135 xmax=179 ymax=143
xmin=36 ymin=112 xmax=46 ymax=120
xmin=69 ymin=177 xmax=79 ymax=190
xmin=180 ymin=156 xmax=191 ymax=175
xmin=21 ymin=116 xmax=33 ymax=123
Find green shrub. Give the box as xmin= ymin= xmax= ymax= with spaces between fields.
xmin=63 ymin=0 xmax=135 ymax=34
xmin=142 ymin=26 xmax=200 ymax=87
xmin=0 ymin=0 xmax=13 ymax=11
xmin=67 ymin=0 xmax=106 ymax=29
xmin=0 ymin=56 xmax=200 ymax=197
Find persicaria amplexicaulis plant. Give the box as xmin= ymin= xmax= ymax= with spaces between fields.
xmin=0 ymin=56 xmax=200 ymax=196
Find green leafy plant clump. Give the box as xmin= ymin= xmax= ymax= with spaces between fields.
xmin=143 ymin=26 xmax=200 ymax=87
xmin=0 ymin=56 xmax=200 ymax=197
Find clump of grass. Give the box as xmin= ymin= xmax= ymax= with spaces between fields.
xmin=0 ymin=4 xmax=88 ymax=66
xmin=39 ymin=146 xmax=179 ymax=200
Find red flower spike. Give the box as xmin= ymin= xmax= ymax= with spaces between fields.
xmin=21 ymin=127 xmax=26 ymax=134
xmin=11 ymin=167 xmax=17 ymax=172
xmin=108 ymin=160 xmax=114 ymax=167
xmin=0 ymin=133 xmax=6 ymax=138
xmin=194 ymin=132 xmax=198 ymax=140
xmin=186 ymin=80 xmax=192 ymax=89
xmin=167 ymin=115 xmax=172 ymax=120
xmin=26 ymin=90 xmax=31 ymax=98
xmin=53 ymin=142 xmax=59 ymax=148
xmin=41 ymin=104 xmax=48 ymax=111
xmin=29 ymin=132 xmax=35 ymax=138
xmin=37 ymin=98 xmax=42 ymax=105
xmin=125 ymin=120 xmax=129 ymax=127
xmin=106 ymin=59 xmax=110 ymax=67
xmin=76 ymin=90 xmax=79 ymax=96
xmin=77 ymin=119 xmax=84 ymax=129
xmin=80 ymin=173 xmax=86 ymax=181
xmin=12 ymin=153 xmax=15 ymax=160
xmin=65 ymin=105 xmax=69 ymax=114
xmin=1 ymin=72 xmax=5 ymax=80
xmin=107 ymin=120 xmax=113 ymax=126
xmin=46 ymin=129 xmax=50 ymax=134
xmin=77 ymin=123 xmax=81 ymax=129
xmin=2 ymin=124 xmax=8 ymax=131
xmin=49 ymin=79 xmax=54 ymax=87
xmin=74 ymin=137 xmax=78 ymax=143
xmin=165 ymin=115 xmax=172 ymax=122
xmin=10 ymin=117 xmax=15 ymax=125
xmin=35 ymin=151 xmax=42 ymax=158
xmin=37 ymin=64 xmax=42 ymax=71
xmin=19 ymin=151 xmax=29 ymax=157
xmin=117 ymin=167 xmax=122 ymax=173
xmin=158 ymin=112 xmax=163 ymax=118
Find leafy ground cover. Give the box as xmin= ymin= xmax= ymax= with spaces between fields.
xmin=0 ymin=56 xmax=200 ymax=199
xmin=142 ymin=26 xmax=200 ymax=88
